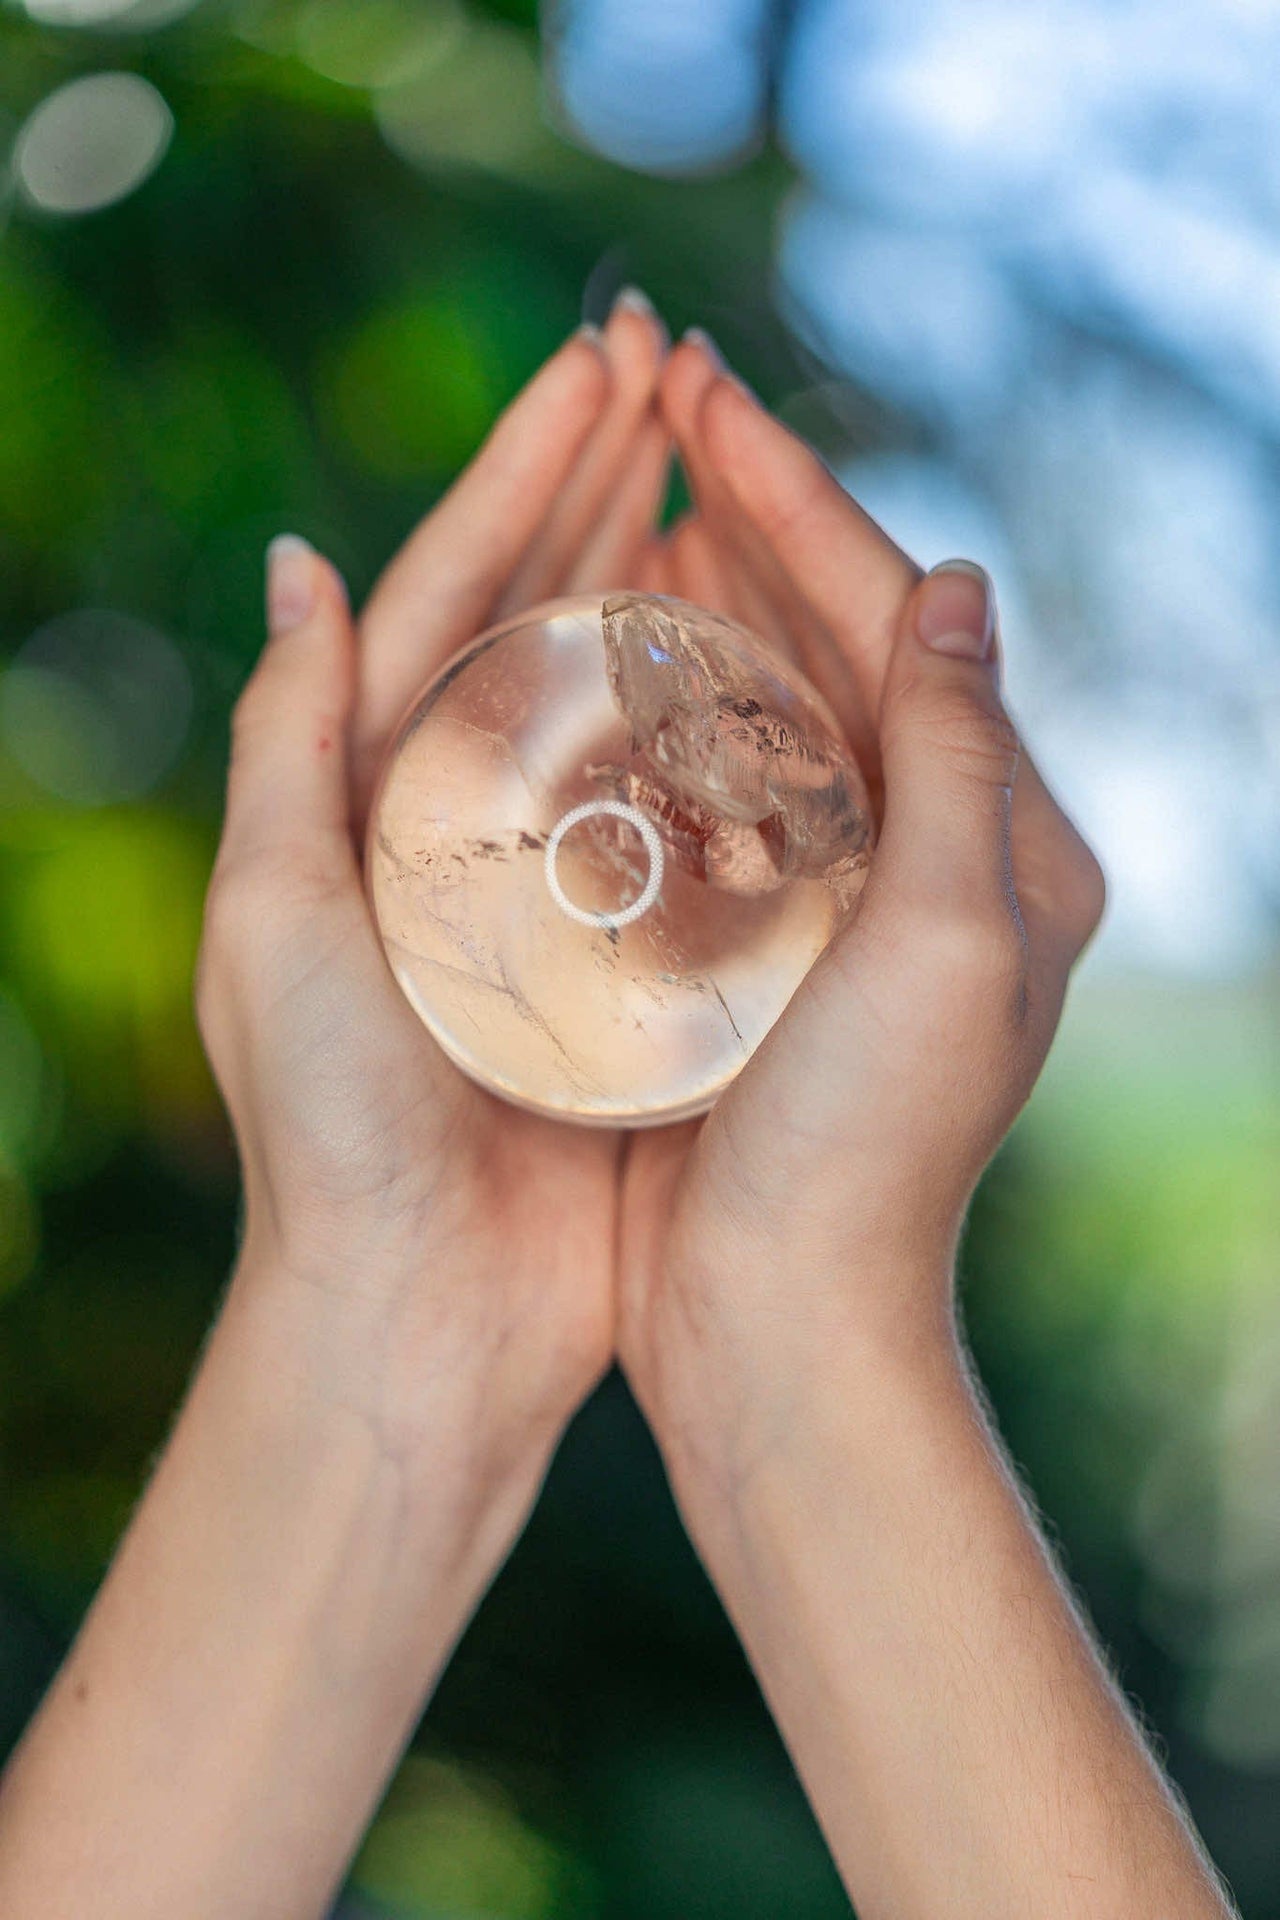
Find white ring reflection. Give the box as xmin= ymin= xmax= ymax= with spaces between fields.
xmin=544 ymin=799 xmax=664 ymax=931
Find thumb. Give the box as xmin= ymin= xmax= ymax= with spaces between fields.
xmin=862 ymin=559 xmax=1020 ymax=932
xmin=218 ymin=535 xmax=357 ymax=873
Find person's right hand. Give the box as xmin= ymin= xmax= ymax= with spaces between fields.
xmin=196 ymin=300 xmax=670 ymax=1523
xmin=619 ymin=336 xmax=1107 ymax=1494
xmin=0 ymin=304 xmax=684 ymax=1920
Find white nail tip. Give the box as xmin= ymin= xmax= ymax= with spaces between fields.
xmin=613 ymin=285 xmax=656 ymax=317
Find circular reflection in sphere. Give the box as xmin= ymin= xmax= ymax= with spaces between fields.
xmin=367 ymin=593 xmax=873 ymax=1126
xmin=15 ymin=73 xmax=172 ymax=217
xmin=0 ymin=609 xmax=193 ymax=806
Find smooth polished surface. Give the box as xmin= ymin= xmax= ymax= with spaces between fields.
xmin=367 ymin=593 xmax=872 ymax=1123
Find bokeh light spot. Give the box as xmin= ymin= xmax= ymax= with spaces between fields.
xmin=295 ymin=0 xmax=461 ymax=90
xmin=23 ymin=0 xmax=203 ymax=21
xmin=322 ymin=291 xmax=505 ymax=477
xmin=23 ymin=0 xmax=144 ymax=21
xmin=9 ymin=811 xmax=209 ymax=1086
xmin=376 ymin=22 xmax=546 ymax=176
xmin=1 ymin=611 xmax=193 ymax=807
xmin=14 ymin=73 xmax=173 ymax=218
xmin=545 ymin=0 xmax=772 ymax=175
xmin=352 ymin=1752 xmax=591 ymax=1918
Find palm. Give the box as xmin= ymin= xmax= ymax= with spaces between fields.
xmin=612 ymin=343 xmax=895 ymax=1364
xmin=461 ymin=1091 xmax=618 ymax=1356
xmin=265 ymin=862 xmax=622 ymax=1384
xmin=618 ymin=339 xmax=1101 ymax=1405
xmin=343 ymin=307 xmax=670 ymax=1399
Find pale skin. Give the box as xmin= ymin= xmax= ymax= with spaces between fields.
xmin=0 ymin=295 xmax=1234 ymax=1919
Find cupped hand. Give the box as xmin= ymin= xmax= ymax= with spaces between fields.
xmin=619 ymin=337 xmax=1106 ymax=1486
xmin=198 ymin=303 xmax=1104 ymax=1510
xmin=196 ymin=300 xmax=670 ymax=1486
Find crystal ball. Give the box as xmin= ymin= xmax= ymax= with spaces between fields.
xmin=366 ymin=593 xmax=873 ymax=1126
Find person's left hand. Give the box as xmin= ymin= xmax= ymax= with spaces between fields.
xmin=617 ymin=334 xmax=1105 ymax=1496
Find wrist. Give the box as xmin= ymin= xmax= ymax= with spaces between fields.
xmin=665 ymin=1330 xmax=999 ymax=1660
xmin=217 ymin=1245 xmax=558 ymax=1585
xmin=648 ymin=1253 xmax=976 ymax=1535
xmin=0 ymin=1246 xmax=547 ymax=1920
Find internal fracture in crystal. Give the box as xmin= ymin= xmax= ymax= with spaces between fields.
xmin=600 ymin=593 xmax=870 ymax=907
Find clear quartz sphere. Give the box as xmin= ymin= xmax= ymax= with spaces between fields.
xmin=366 ymin=593 xmax=874 ymax=1126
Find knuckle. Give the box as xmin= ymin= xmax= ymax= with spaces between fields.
xmin=1023 ymin=818 xmax=1107 ymax=950
xmin=1062 ymin=836 xmax=1107 ymax=940
xmin=196 ymin=843 xmax=339 ymax=1043
xmin=934 ymin=902 xmax=1026 ymax=979
xmin=192 ymin=940 xmax=217 ymax=1036
xmin=921 ymin=903 xmax=1029 ymax=1030
xmin=861 ymin=896 xmax=1030 ymax=1054
xmin=195 ymin=872 xmax=244 ymax=1038
xmin=204 ymin=851 xmax=302 ymax=949
xmin=205 ymin=843 xmax=349 ymax=963
xmin=200 ymin=859 xmax=264 ymax=967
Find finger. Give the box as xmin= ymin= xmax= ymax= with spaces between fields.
xmin=698 ymin=564 xmax=1019 ymax=1198
xmin=353 ymin=328 xmax=610 ymax=795
xmin=696 ymin=365 xmax=919 ymax=768
xmin=659 ymin=510 xmax=801 ymax=678
xmin=867 ymin=564 xmax=1103 ymax=1011
xmin=667 ymin=512 xmax=736 ymax=612
xmin=495 ymin=289 xmax=668 ymax=615
xmin=219 ymin=536 xmax=358 ymax=875
xmin=632 ymin=533 xmax=677 ymax=595
xmin=563 ymin=410 xmax=672 ymax=592
xmin=692 ymin=359 xmax=1097 ymax=881
xmin=863 ymin=560 xmax=1018 ymax=934
xmin=882 ymin=563 xmax=1105 ymax=963
xmin=209 ymin=537 xmax=475 ymax=1145
xmin=664 ymin=340 xmax=870 ymax=719
xmin=659 ymin=339 xmax=800 ymax=656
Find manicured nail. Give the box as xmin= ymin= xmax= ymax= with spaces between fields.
xmin=612 ymin=284 xmax=656 ymax=319
xmin=916 ymin=559 xmax=995 ymax=661
xmin=682 ymin=325 xmax=725 ymax=372
xmin=575 ymin=321 xmax=605 ymax=347
xmin=266 ymin=534 xmax=317 ymax=634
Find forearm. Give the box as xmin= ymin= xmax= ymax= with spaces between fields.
xmin=0 ymin=1257 xmax=546 ymax=1920
xmin=667 ymin=1302 xmax=1232 ymax=1920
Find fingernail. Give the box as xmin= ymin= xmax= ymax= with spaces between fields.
xmin=575 ymin=321 xmax=605 ymax=348
xmin=266 ymin=534 xmax=317 ymax=634
xmin=612 ymin=284 xmax=656 ymax=319
xmin=682 ymin=325 xmax=725 ymax=372
xmin=916 ymin=559 xmax=995 ymax=661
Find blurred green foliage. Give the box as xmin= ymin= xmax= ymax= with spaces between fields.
xmin=1 ymin=3 xmax=1278 ymax=1915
